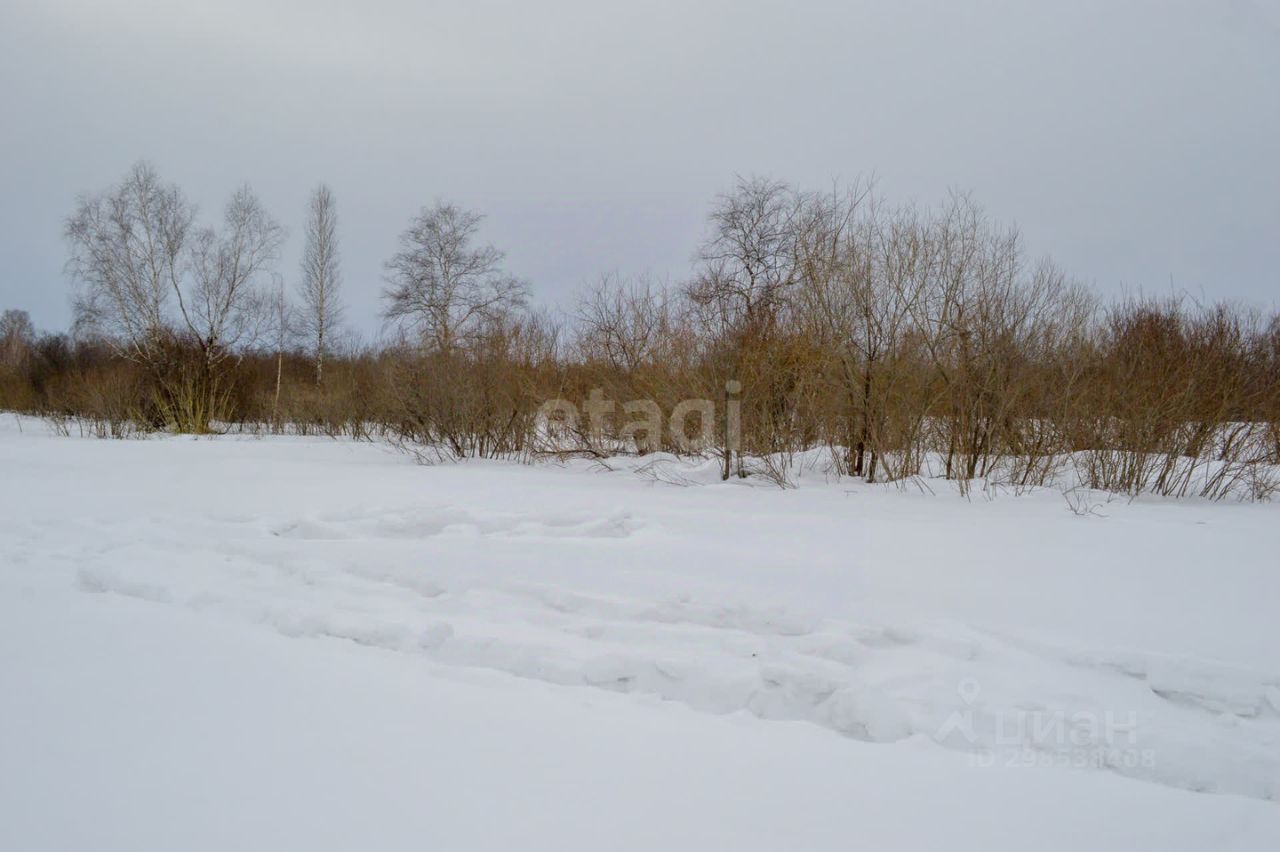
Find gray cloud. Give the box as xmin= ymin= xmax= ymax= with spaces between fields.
xmin=2 ymin=0 xmax=1277 ymax=336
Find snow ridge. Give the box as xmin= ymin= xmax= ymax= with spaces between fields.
xmin=76 ymin=524 xmax=1280 ymax=803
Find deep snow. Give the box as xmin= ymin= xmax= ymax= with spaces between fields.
xmin=1 ymin=415 xmax=1278 ymax=850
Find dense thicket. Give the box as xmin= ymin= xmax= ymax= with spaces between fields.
xmin=2 ymin=167 xmax=1277 ymax=499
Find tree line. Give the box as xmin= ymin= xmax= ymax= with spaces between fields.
xmin=1 ymin=163 xmax=1277 ymax=499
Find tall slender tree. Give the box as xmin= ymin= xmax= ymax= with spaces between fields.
xmin=299 ymin=184 xmax=343 ymax=385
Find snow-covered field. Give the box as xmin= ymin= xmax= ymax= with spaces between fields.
xmin=2 ymin=414 xmax=1278 ymax=850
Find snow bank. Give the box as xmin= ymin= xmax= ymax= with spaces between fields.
xmin=2 ymin=415 xmax=1279 ymax=849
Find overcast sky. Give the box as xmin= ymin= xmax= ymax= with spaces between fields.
xmin=2 ymin=0 xmax=1277 ymax=337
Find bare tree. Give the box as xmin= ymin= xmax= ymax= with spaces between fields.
xmin=185 ymin=186 xmax=283 ymax=362
xmin=66 ymin=162 xmax=194 ymax=365
xmin=268 ymin=272 xmax=295 ymax=430
xmin=0 ymin=309 xmax=36 ymax=370
xmin=796 ymin=184 xmax=923 ymax=480
xmin=66 ymin=162 xmax=283 ymax=430
xmin=686 ymin=176 xmax=805 ymax=336
xmin=298 ymin=184 xmax=343 ymax=385
xmin=382 ymin=201 xmax=528 ymax=354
